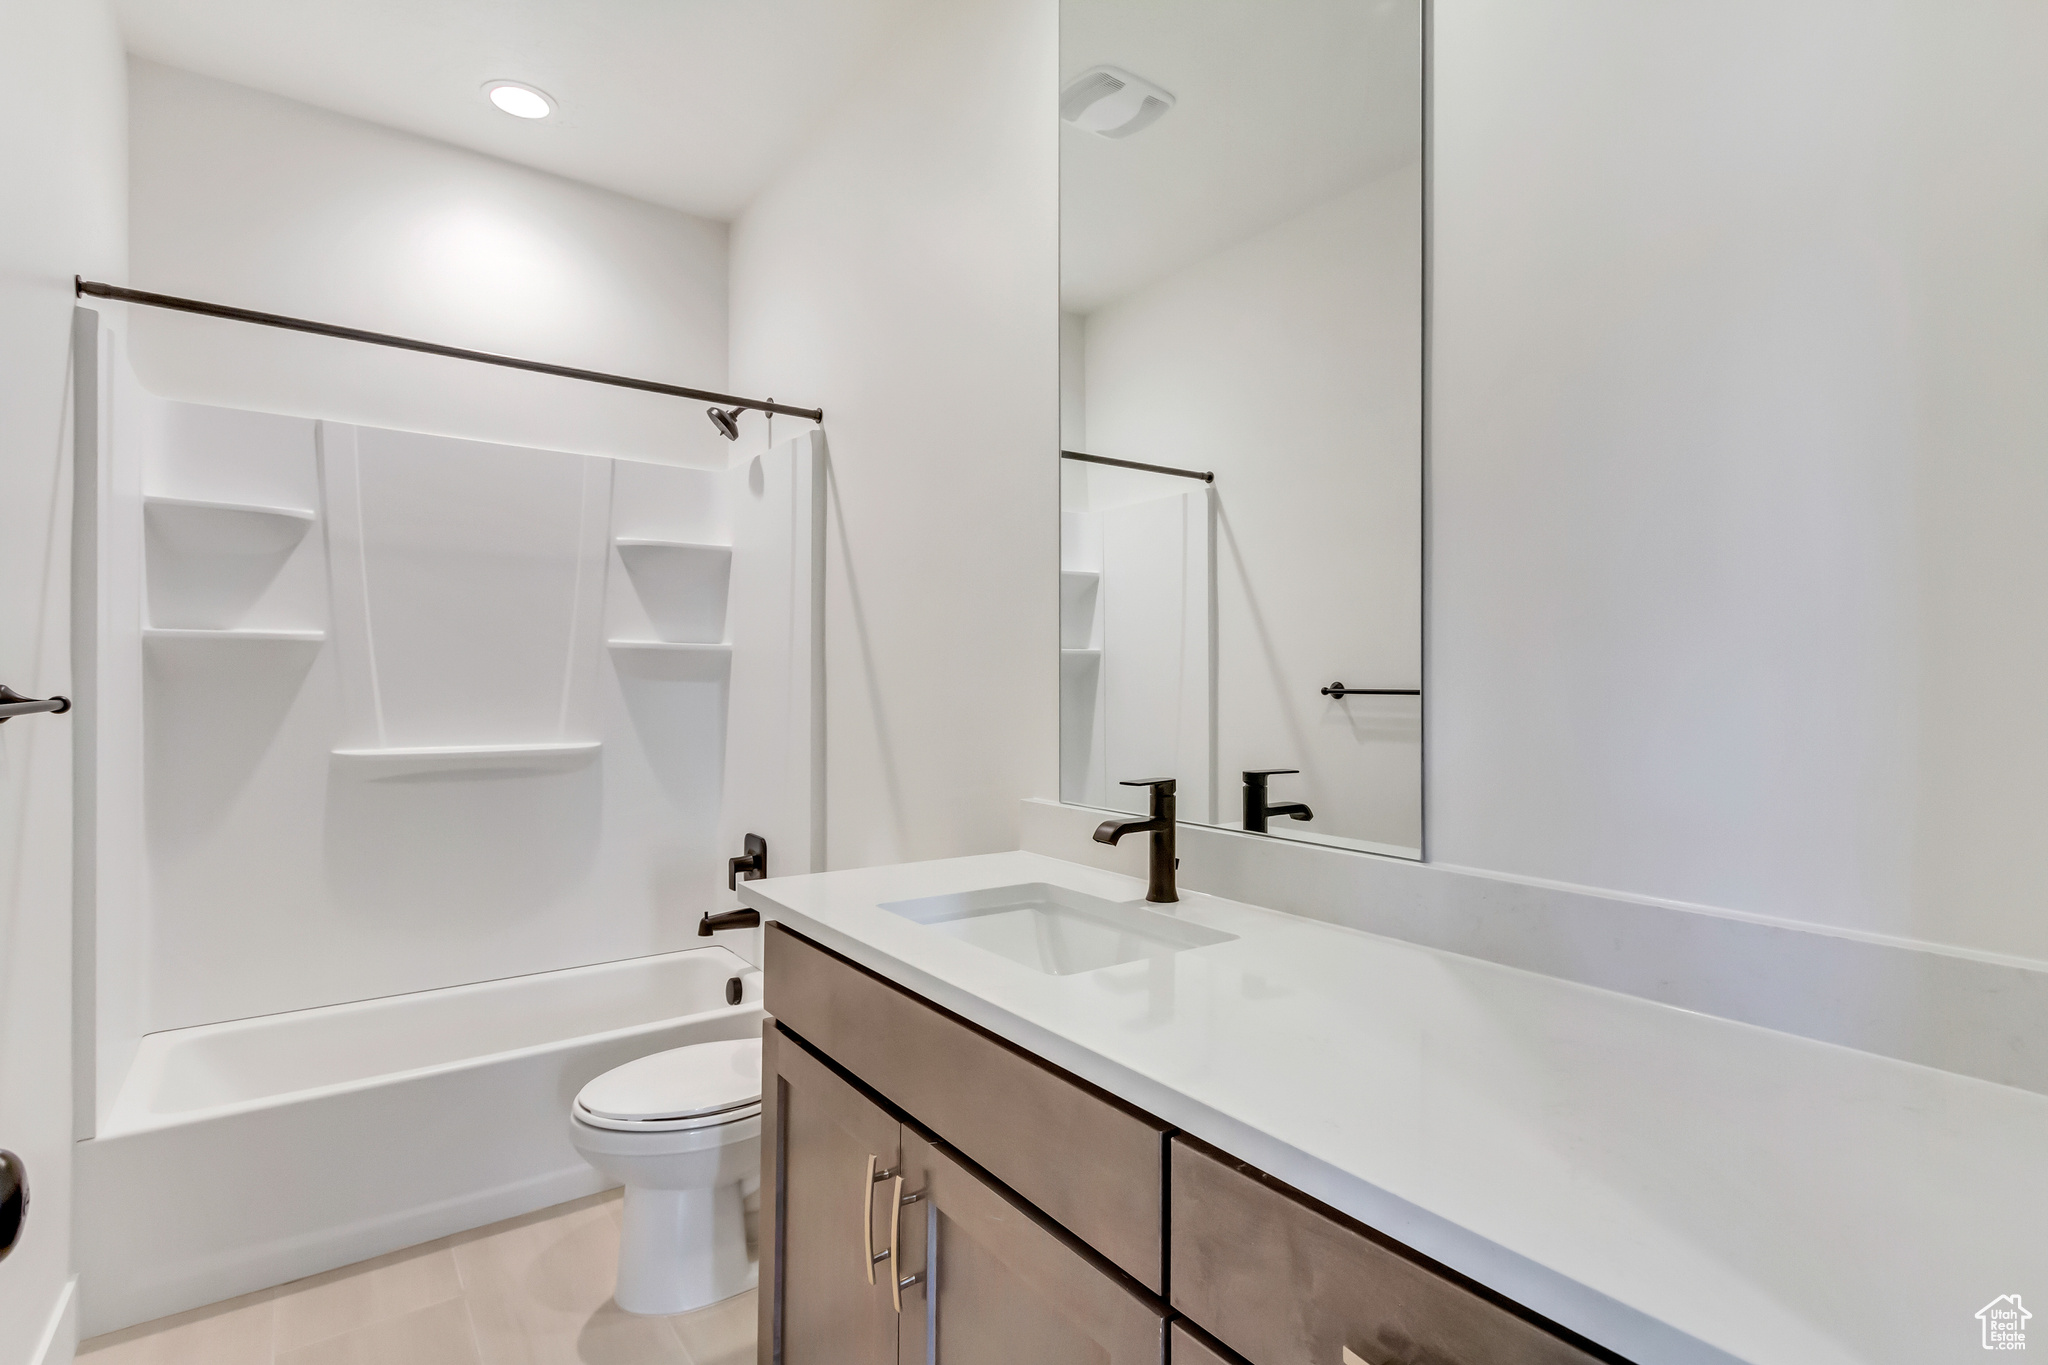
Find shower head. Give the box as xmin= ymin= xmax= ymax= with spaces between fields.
xmin=707 ymin=406 xmax=742 ymax=440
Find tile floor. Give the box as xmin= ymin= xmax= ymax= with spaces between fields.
xmin=77 ymin=1190 xmax=755 ymax=1365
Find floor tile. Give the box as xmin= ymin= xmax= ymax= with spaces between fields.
xmin=272 ymin=1243 xmax=465 ymax=1353
xmin=75 ymin=1187 xmax=728 ymax=1365
xmin=275 ymin=1298 xmax=480 ymax=1365
xmin=452 ymin=1194 xmax=622 ymax=1325
xmin=669 ymin=1290 xmax=756 ymax=1365
xmin=77 ymin=1287 xmax=276 ymax=1365
xmin=470 ymin=1291 xmax=691 ymax=1365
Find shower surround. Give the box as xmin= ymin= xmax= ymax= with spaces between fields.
xmin=68 ymin=312 xmax=824 ymax=1332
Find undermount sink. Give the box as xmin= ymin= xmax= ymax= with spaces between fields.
xmin=878 ymin=882 xmax=1236 ymax=976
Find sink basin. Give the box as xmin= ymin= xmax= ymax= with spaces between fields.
xmin=878 ymin=883 xmax=1236 ymax=975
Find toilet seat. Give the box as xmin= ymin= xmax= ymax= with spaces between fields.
xmin=574 ymin=1037 xmax=762 ymax=1133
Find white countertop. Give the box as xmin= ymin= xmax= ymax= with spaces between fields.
xmin=741 ymin=851 xmax=2048 ymax=1365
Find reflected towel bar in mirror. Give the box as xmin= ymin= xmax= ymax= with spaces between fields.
xmin=1061 ymin=450 xmax=1214 ymax=484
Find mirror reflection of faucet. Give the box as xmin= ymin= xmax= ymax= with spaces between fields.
xmin=1243 ymin=769 xmax=1313 ymax=833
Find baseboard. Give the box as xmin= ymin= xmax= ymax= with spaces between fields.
xmin=1021 ymin=797 xmax=2048 ymax=1095
xmin=29 ymin=1277 xmax=77 ymax=1365
xmin=80 ymin=1165 xmax=608 ymax=1338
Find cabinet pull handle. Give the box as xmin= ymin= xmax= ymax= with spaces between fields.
xmin=865 ymin=1157 xmax=900 ymax=1285
xmin=864 ymin=1156 xmax=880 ymax=1284
xmin=888 ymin=1175 xmax=907 ymax=1313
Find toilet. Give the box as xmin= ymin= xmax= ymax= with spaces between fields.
xmin=569 ymin=1036 xmax=763 ymax=1315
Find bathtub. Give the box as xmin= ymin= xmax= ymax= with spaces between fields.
xmin=75 ymin=945 xmax=765 ymax=1336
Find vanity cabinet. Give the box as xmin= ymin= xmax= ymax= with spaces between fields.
xmin=765 ymin=921 xmax=1169 ymax=1291
xmin=895 ymin=1127 xmax=1167 ymax=1365
xmin=1170 ymin=1139 xmax=1613 ymax=1365
xmin=1172 ymin=1321 xmax=1245 ymax=1365
xmin=761 ymin=1018 xmax=1167 ymax=1365
xmin=762 ymin=1022 xmax=902 ymax=1365
xmin=762 ymin=923 xmax=1623 ymax=1365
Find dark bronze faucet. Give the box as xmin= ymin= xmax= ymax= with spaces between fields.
xmin=1242 ymin=769 xmax=1313 ymax=833
xmin=1093 ymin=778 xmax=1178 ymax=903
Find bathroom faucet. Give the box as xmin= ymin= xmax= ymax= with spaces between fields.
xmin=1093 ymin=778 xmax=1178 ymax=903
xmin=1242 ymin=769 xmax=1313 ymax=833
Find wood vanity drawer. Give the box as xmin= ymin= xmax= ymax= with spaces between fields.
xmin=765 ymin=923 xmax=1169 ymax=1293
xmin=1170 ymin=1138 xmax=1620 ymax=1365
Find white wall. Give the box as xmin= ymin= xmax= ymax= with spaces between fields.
xmin=729 ymin=0 xmax=1058 ymax=869
xmin=1078 ymin=168 xmax=1423 ymax=850
xmin=127 ymin=61 xmax=730 ymax=469
xmin=0 ymin=0 xmax=125 ymax=1360
xmin=1430 ymin=0 xmax=2048 ymax=962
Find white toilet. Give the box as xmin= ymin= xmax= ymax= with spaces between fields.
xmin=569 ymin=1036 xmax=763 ymax=1315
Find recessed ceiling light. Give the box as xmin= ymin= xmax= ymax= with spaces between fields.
xmin=484 ymin=81 xmax=554 ymax=120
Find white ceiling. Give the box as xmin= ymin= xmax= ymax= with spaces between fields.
xmin=113 ymin=0 xmax=924 ymax=221
xmin=1061 ymin=0 xmax=1422 ymax=314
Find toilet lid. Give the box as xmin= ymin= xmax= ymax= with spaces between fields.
xmin=576 ymin=1037 xmax=763 ymax=1123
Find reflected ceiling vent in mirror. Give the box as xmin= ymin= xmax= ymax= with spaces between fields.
xmin=1060 ymin=66 xmax=1175 ymax=139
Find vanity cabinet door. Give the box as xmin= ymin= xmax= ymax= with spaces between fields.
xmin=767 ymin=923 xmax=1169 ymax=1292
xmin=762 ymin=1022 xmax=901 ymax=1365
xmin=1170 ymin=1138 xmax=1617 ymax=1365
xmin=894 ymin=1127 xmax=1167 ymax=1365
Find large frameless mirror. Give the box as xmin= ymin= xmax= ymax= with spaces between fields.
xmin=1058 ymin=0 xmax=1425 ymax=857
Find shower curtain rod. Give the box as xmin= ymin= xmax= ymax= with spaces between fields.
xmin=74 ymin=278 xmax=824 ymax=423
xmin=1061 ymin=450 xmax=1214 ymax=484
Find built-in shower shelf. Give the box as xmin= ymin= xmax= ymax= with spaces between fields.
xmin=606 ymin=640 xmax=732 ymax=655
xmin=613 ymin=542 xmax=733 ymax=645
xmin=329 ymin=741 xmax=602 ymax=779
xmin=143 ymin=627 xmax=326 ymax=644
xmin=1059 ymin=569 xmax=1102 ymax=652
xmin=145 ymin=496 xmax=317 ymax=554
xmin=616 ymin=537 xmax=729 ymax=549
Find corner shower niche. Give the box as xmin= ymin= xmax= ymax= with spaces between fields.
xmin=75 ymin=314 xmax=824 ymax=1132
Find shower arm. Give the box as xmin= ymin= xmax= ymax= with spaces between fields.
xmin=74 ymin=278 xmax=822 ymax=424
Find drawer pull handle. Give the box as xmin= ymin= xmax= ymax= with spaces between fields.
xmin=888 ymin=1175 xmax=907 ymax=1312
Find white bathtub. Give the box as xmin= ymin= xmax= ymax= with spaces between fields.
xmin=76 ymin=945 xmax=765 ymax=1336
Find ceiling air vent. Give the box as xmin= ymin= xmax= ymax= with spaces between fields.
xmin=1060 ymin=65 xmax=1176 ymax=139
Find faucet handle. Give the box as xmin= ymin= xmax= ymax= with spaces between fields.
xmin=1241 ymin=769 xmax=1299 ymax=779
xmin=1118 ymin=778 xmax=1176 ymax=793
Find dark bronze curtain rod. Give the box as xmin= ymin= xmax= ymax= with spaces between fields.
xmin=1060 ymin=450 xmax=1213 ymax=483
xmin=74 ymin=278 xmax=823 ymax=423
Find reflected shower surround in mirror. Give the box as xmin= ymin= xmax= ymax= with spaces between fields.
xmin=1058 ymin=0 xmax=1424 ymax=858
